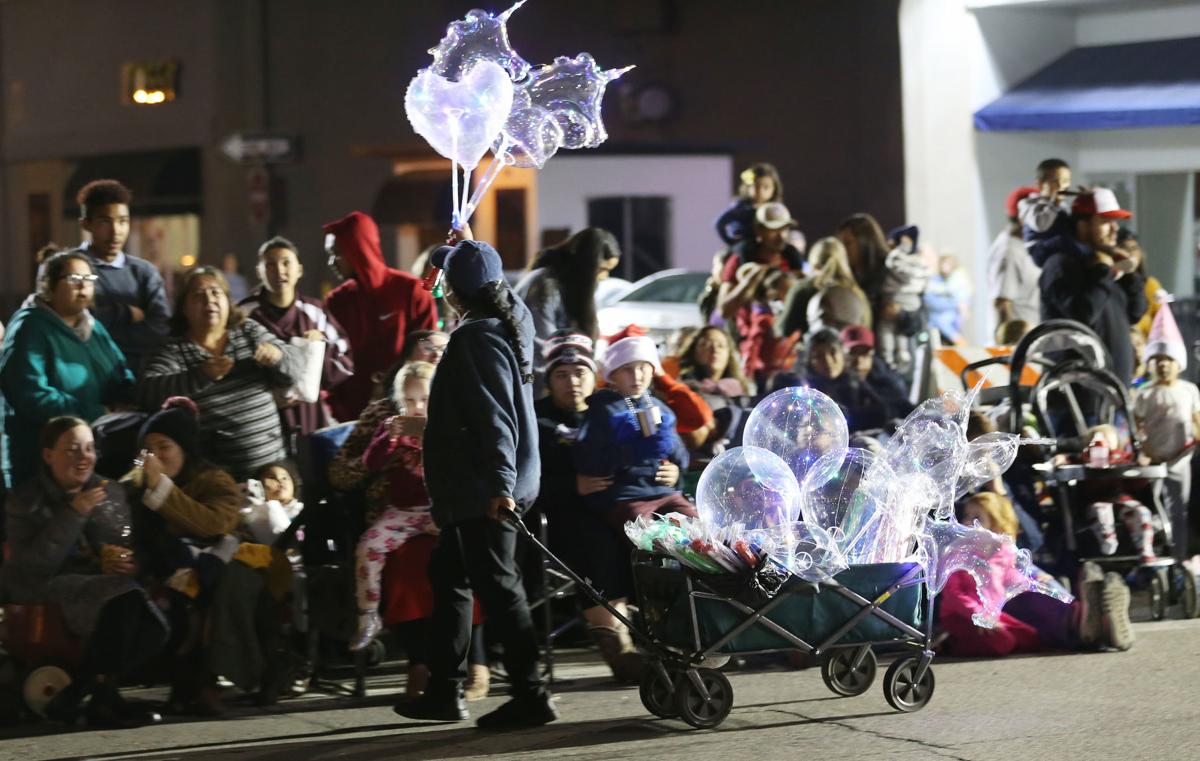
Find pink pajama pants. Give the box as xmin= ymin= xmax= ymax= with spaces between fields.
xmin=355 ymin=506 xmax=434 ymax=611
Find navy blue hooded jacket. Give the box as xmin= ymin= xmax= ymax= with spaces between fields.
xmin=423 ymin=291 xmax=540 ymax=526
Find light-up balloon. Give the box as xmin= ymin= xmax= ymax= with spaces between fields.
xmin=744 ymin=386 xmax=849 ymax=487
xmin=696 ymin=446 xmax=801 ymax=532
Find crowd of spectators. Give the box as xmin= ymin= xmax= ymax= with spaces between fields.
xmin=0 ymin=156 xmax=1195 ymax=730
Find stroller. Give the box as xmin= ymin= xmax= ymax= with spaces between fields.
xmin=512 ymin=517 xmax=937 ymax=729
xmin=1024 ymin=354 xmax=1198 ymax=621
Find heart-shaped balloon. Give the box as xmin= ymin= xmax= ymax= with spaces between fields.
xmin=405 ymin=60 xmax=514 ymax=170
xmin=495 ymin=88 xmax=565 ymax=169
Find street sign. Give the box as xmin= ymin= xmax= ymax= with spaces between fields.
xmin=222 ymin=132 xmax=298 ymax=164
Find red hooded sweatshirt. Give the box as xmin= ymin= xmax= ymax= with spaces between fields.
xmin=324 ymin=212 xmax=436 ymax=421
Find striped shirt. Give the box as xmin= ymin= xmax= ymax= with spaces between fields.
xmin=138 ymin=319 xmax=302 ymax=480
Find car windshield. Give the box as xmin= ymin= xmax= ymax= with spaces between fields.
xmin=619 ymin=272 xmax=709 ymax=304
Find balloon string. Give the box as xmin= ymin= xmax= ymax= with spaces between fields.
xmin=460 ymin=167 xmax=473 ymax=227
xmin=449 ymin=118 xmax=461 ymax=229
xmin=462 ymin=143 xmax=509 ymax=222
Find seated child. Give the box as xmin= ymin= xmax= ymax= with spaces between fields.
xmin=939 ymin=492 xmax=1134 ymax=657
xmin=242 ymin=460 xmax=304 ymax=546
xmin=351 ymin=361 xmax=437 ymax=651
xmin=575 ymin=336 xmax=695 ymax=524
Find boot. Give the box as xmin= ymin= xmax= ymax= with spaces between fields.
xmin=476 ymin=692 xmax=558 ymax=732
xmin=1076 ymin=561 xmax=1105 ymax=648
xmin=406 ymin=664 xmax=430 ymax=699
xmin=1100 ymin=572 xmax=1135 ymax=651
xmin=393 ymin=680 xmax=468 ymax=722
xmin=589 ymin=625 xmax=645 ymax=684
xmin=463 ymin=664 xmax=490 ymax=701
xmin=349 ymin=610 xmax=382 ymax=652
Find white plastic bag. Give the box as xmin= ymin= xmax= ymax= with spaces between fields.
xmin=289 ymin=336 xmax=325 ymax=403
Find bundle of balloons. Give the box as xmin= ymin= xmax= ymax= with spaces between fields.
xmin=627 ymin=386 xmax=1072 ymax=628
xmin=405 ymin=1 xmax=633 ymax=230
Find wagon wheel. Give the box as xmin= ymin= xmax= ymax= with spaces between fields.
xmin=882 ymin=656 xmax=935 ymax=712
xmin=821 ymin=647 xmax=877 ymax=697
xmin=638 ymin=665 xmax=678 ymax=719
xmin=673 ymin=668 xmax=733 ymax=729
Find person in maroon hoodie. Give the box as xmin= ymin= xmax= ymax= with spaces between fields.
xmin=239 ymin=236 xmax=354 ymax=441
xmin=324 ymin=212 xmax=436 ymax=422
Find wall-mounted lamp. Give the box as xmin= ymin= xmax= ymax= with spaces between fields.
xmin=123 ymin=59 xmax=180 ymax=106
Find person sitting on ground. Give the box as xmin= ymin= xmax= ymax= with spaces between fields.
xmin=939 ymin=492 xmax=1133 ymax=656
xmin=139 ymin=266 xmax=304 ymax=481
xmin=0 ymin=417 xmax=168 ymax=728
xmin=1 ymin=250 xmax=135 ymax=488
xmin=533 ymin=332 xmax=645 ymax=683
xmin=239 ymin=236 xmax=354 ymax=439
xmin=575 ymin=336 xmax=694 ymax=525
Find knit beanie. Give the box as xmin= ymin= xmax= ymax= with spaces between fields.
xmin=436 ymin=240 xmax=505 ymax=299
xmin=138 ymin=396 xmax=201 ymax=456
xmin=544 ymin=330 xmax=596 ymax=375
xmin=602 ymin=336 xmax=662 ymax=381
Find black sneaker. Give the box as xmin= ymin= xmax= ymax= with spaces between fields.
xmin=475 ymin=693 xmax=558 ymax=732
xmin=393 ymin=687 xmax=468 ymax=722
xmin=1100 ymin=572 xmax=1135 ymax=651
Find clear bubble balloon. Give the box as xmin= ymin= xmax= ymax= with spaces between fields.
xmin=427 ymin=3 xmax=531 ymax=83
xmin=405 ymin=60 xmax=514 ymax=171
xmin=745 ymin=387 xmax=849 ymax=488
xmin=768 ymin=522 xmax=848 ymax=582
xmin=495 ymin=87 xmax=565 ymax=168
xmin=800 ymin=448 xmax=895 ymax=562
xmin=920 ymin=519 xmax=1072 ymax=628
xmin=696 ymin=446 xmax=801 ymax=532
xmin=522 ymin=53 xmax=634 ymax=150
xmin=955 ymin=432 xmax=1022 ymax=498
xmin=882 ymin=393 xmax=971 ymax=518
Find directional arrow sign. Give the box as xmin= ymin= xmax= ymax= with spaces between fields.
xmin=221 ymin=132 xmax=298 ymax=164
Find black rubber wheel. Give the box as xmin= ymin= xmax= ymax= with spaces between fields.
xmin=1149 ymin=574 xmax=1168 ymax=621
xmin=638 ymin=666 xmax=678 ymax=719
xmin=365 ymin=637 xmax=387 ymax=667
xmin=882 ymin=656 xmax=935 ymax=712
xmin=674 ymin=668 xmax=733 ymax=729
xmin=1172 ymin=565 xmax=1199 ymax=619
xmin=821 ymin=647 xmax=877 ymax=697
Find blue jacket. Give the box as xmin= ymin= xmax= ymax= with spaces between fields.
xmin=423 ymin=293 xmax=540 ymax=526
xmin=76 ymin=245 xmax=170 ymax=373
xmin=574 ymin=389 xmax=688 ymax=506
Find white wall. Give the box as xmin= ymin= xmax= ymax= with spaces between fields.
xmin=537 ymin=155 xmax=733 ymax=273
xmin=1076 ymin=2 xmax=1200 ymax=45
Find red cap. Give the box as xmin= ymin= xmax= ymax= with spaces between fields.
xmin=1071 ymin=188 xmax=1131 ymax=219
xmin=1006 ymin=186 xmax=1039 ymax=219
xmin=605 ymin=324 xmax=647 ymax=344
xmin=840 ymin=325 xmax=875 ymax=351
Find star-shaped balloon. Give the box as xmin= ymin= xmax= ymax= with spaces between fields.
xmin=428 ymin=2 xmax=530 ymax=83
xmin=521 ymin=53 xmax=635 ymax=150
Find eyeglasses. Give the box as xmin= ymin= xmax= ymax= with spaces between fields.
xmin=64 ymin=274 xmax=99 ymax=286
xmin=419 ymin=339 xmax=448 ymax=354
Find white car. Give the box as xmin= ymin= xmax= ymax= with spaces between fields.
xmin=597 ymin=269 xmax=709 ymax=349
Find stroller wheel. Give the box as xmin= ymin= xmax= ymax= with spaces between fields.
xmin=821 ymin=646 xmax=877 ymax=697
xmin=638 ymin=665 xmax=678 ymax=719
xmin=1149 ymin=574 xmax=1168 ymax=621
xmin=1171 ymin=565 xmax=1199 ymax=619
xmin=22 ymin=665 xmax=72 ymax=717
xmin=883 ymin=656 xmax=935 ymax=712
xmin=674 ymin=668 xmax=733 ymax=729
xmin=364 ymin=638 xmax=387 ymax=667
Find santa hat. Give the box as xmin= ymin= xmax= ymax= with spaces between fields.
xmin=602 ymin=336 xmax=662 ymax=381
xmin=1144 ymin=299 xmax=1187 ymax=369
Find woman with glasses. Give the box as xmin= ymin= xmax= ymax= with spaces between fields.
xmin=0 ymin=251 xmax=135 ymax=488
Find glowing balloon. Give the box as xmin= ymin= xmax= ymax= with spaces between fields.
xmin=696 ymin=446 xmax=801 ymax=531
xmin=428 ymin=3 xmax=531 ymax=83
xmin=495 ymin=87 xmax=565 ymax=169
xmin=522 ymin=53 xmax=634 ymax=150
xmin=405 ymin=60 xmax=514 ymax=171
xmin=920 ymin=519 xmax=1072 ymax=628
xmin=800 ymin=448 xmax=898 ymax=562
xmin=955 ymin=432 xmax=1021 ymax=498
xmin=882 ymin=393 xmax=971 ymax=519
xmin=744 ymin=387 xmax=849 ymax=487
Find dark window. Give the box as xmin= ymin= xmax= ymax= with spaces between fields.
xmin=495 ymin=188 xmax=527 ymax=269
xmin=587 ymin=196 xmax=671 ymax=281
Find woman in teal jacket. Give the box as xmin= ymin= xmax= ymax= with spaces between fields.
xmin=1 ymin=251 xmax=134 ymax=488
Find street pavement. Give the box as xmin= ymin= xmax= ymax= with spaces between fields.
xmin=2 ymin=616 xmax=1198 ymax=761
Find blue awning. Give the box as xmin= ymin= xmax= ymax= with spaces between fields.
xmin=974 ymin=36 xmax=1200 ymax=132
